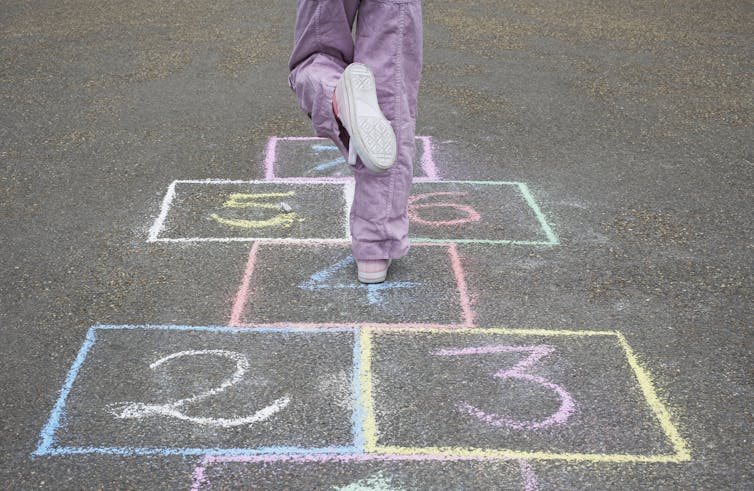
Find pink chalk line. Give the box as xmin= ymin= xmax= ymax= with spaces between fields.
xmin=229 ymin=242 xmax=476 ymax=329
xmin=447 ymin=243 xmax=476 ymax=327
xmin=229 ymin=242 xmax=259 ymax=327
xmin=201 ymin=452 xmax=518 ymax=465
xmin=190 ymin=465 xmax=208 ymax=491
xmin=191 ymin=453 xmax=537 ymax=491
xmin=263 ymin=137 xmax=278 ymax=180
xmin=263 ymin=135 xmax=438 ymax=181
xmin=519 ymin=460 xmax=540 ymax=491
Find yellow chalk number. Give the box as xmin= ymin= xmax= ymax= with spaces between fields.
xmin=210 ymin=191 xmax=301 ymax=229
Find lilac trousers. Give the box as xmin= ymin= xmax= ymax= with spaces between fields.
xmin=288 ymin=0 xmax=423 ymax=260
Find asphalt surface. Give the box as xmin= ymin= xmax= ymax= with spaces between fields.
xmin=1 ymin=0 xmax=752 ymax=489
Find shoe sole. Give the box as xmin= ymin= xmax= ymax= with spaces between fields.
xmin=336 ymin=64 xmax=396 ymax=172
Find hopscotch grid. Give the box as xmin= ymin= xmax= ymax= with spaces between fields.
xmin=357 ymin=326 xmax=690 ymax=464
xmin=34 ymin=321 xmax=687 ymax=458
xmin=147 ymin=179 xmax=559 ymax=245
xmin=189 ymin=325 xmax=689 ymax=491
xmin=33 ymin=324 xmax=358 ymax=457
xmin=85 ymin=134 xmax=686 ymax=490
xmin=229 ymin=242 xmax=475 ymax=329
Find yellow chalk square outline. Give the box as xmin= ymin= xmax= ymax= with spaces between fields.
xmin=359 ymin=327 xmax=691 ymax=464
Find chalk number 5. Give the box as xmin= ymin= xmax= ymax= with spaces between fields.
xmin=210 ymin=192 xmax=302 ymax=229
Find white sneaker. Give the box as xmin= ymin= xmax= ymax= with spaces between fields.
xmin=334 ymin=63 xmax=396 ymax=173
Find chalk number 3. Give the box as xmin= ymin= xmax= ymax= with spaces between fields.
xmin=434 ymin=344 xmax=575 ymax=430
xmin=106 ymin=350 xmax=290 ymax=428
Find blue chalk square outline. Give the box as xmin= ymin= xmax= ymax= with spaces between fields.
xmin=33 ymin=324 xmax=368 ymax=457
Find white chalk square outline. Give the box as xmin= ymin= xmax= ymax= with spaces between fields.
xmin=147 ymin=180 xmax=353 ymax=244
xmin=147 ymin=180 xmax=558 ymax=246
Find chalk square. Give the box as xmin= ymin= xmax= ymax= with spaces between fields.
xmin=193 ymin=458 xmax=528 ymax=490
xmin=267 ymin=136 xmax=437 ymax=180
xmin=408 ymin=181 xmax=559 ymax=246
xmin=232 ymin=243 xmax=473 ymax=328
xmin=363 ymin=329 xmax=689 ymax=463
xmin=150 ymin=181 xmax=348 ymax=242
xmin=34 ymin=325 xmax=359 ymax=456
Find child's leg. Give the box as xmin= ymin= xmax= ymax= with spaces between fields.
xmin=350 ymin=0 xmax=423 ymax=260
xmin=288 ymin=0 xmax=359 ymax=157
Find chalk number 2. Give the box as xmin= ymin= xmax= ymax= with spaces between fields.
xmin=106 ymin=350 xmax=290 ymax=428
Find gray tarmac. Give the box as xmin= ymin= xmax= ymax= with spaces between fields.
xmin=1 ymin=0 xmax=752 ymax=489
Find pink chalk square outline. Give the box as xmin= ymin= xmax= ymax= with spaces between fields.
xmin=229 ymin=241 xmax=475 ymax=330
xmin=264 ymin=136 xmax=439 ymax=182
xmin=190 ymin=455 xmax=538 ymax=491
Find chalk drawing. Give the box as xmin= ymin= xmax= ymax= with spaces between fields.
xmin=230 ymin=242 xmax=475 ymax=329
xmin=433 ymin=345 xmax=575 ymax=430
xmin=334 ymin=472 xmax=404 ymax=491
xmin=148 ymin=180 xmax=558 ymax=245
xmin=299 ymin=255 xmax=419 ymax=305
xmin=519 ymin=460 xmax=539 ymax=491
xmin=210 ymin=192 xmax=303 ymax=229
xmin=67 ymin=133 xmax=687 ymax=491
xmin=106 ymin=350 xmax=290 ymax=428
xmin=263 ymin=136 xmax=437 ymax=181
xmin=310 ymin=144 xmax=347 ymax=174
xmin=408 ymin=192 xmax=481 ymax=227
xmin=35 ymin=325 xmax=360 ymax=457
xmin=358 ymin=327 xmax=690 ymax=464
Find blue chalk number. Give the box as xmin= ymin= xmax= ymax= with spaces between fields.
xmin=299 ymin=256 xmax=418 ymax=305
